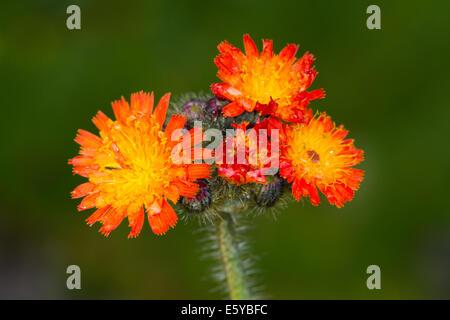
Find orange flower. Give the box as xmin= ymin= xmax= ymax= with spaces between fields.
xmin=211 ymin=34 xmax=325 ymax=122
xmin=217 ymin=121 xmax=278 ymax=185
xmin=280 ymin=113 xmax=364 ymax=207
xmin=69 ymin=91 xmax=211 ymax=237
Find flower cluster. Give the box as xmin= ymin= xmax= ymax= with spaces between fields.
xmin=69 ymin=34 xmax=364 ymax=237
xmin=212 ymin=35 xmax=364 ymax=209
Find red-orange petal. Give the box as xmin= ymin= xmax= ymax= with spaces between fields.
xmin=211 ymin=83 xmax=242 ymax=101
xmin=153 ymin=93 xmax=171 ymax=127
xmin=243 ymin=34 xmax=259 ymax=58
xmin=173 ymin=180 xmax=199 ymax=198
xmin=165 ymin=114 xmax=186 ymax=139
xmin=71 ymin=182 xmax=95 ymax=199
xmin=99 ymin=209 xmax=126 ymax=237
xmin=164 ymin=184 xmax=180 ymax=204
xmin=222 ymin=101 xmax=245 ymax=117
xmin=78 ymin=192 xmax=99 ymax=211
xmin=92 ymin=111 xmax=112 ymax=132
xmin=148 ymin=199 xmax=178 ymax=235
xmin=261 ymin=39 xmax=273 ymax=59
xmin=279 ymin=43 xmax=298 ymax=61
xmin=128 ymin=206 xmax=145 ymax=239
xmin=86 ymin=205 xmax=111 ymax=226
xmin=74 ymin=129 xmax=101 ymax=148
xmin=187 ymin=163 xmax=211 ymax=180
xmin=111 ymin=97 xmax=131 ymax=125
xmin=68 ymin=156 xmax=94 ymax=167
xmin=130 ymin=91 xmax=154 ymax=115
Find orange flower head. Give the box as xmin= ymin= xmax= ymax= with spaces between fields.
xmin=211 ymin=34 xmax=325 ymax=122
xmin=69 ymin=91 xmax=211 ymax=237
xmin=280 ymin=113 xmax=364 ymax=207
xmin=217 ymin=121 xmax=278 ymax=185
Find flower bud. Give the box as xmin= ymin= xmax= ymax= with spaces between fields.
xmin=206 ymin=97 xmax=228 ymax=118
xmin=182 ymin=100 xmax=207 ymax=120
xmin=181 ymin=179 xmax=211 ymax=213
xmin=253 ymin=174 xmax=284 ymax=207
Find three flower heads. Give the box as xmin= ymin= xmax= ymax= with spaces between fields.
xmin=69 ymin=34 xmax=364 ymax=238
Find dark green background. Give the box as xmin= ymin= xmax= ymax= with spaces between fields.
xmin=1 ymin=0 xmax=449 ymax=299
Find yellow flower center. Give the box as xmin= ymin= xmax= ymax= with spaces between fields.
xmin=240 ymin=56 xmax=300 ymax=107
xmin=286 ymin=122 xmax=351 ymax=186
xmin=91 ymin=115 xmax=173 ymax=211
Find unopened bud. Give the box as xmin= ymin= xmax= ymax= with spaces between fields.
xmin=182 ymin=100 xmax=207 ymax=119
xmin=206 ymin=97 xmax=228 ymax=118
xmin=181 ymin=179 xmax=211 ymax=213
xmin=253 ymin=174 xmax=284 ymax=207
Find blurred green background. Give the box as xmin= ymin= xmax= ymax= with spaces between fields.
xmin=1 ymin=0 xmax=449 ymax=299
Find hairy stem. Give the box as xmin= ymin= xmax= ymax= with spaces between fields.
xmin=214 ymin=211 xmax=251 ymax=300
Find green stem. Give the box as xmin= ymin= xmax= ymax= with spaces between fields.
xmin=214 ymin=211 xmax=251 ymax=300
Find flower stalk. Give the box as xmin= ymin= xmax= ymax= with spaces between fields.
xmin=214 ymin=211 xmax=251 ymax=300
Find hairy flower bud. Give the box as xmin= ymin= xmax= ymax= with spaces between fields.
xmin=182 ymin=100 xmax=207 ymax=129
xmin=206 ymin=97 xmax=228 ymax=118
xmin=253 ymin=174 xmax=284 ymax=207
xmin=181 ymin=179 xmax=211 ymax=213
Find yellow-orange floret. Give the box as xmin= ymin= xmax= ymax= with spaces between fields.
xmin=211 ymin=34 xmax=324 ymax=122
xmin=69 ymin=91 xmax=211 ymax=237
xmin=280 ymin=113 xmax=364 ymax=207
